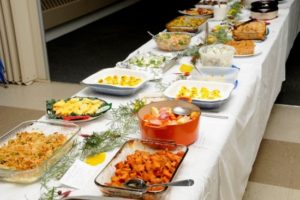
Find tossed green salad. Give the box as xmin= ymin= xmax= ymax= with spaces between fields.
xmin=128 ymin=54 xmax=167 ymax=68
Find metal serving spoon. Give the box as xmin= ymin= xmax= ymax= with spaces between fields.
xmin=172 ymin=106 xmax=192 ymax=116
xmin=124 ymin=178 xmax=194 ymax=191
xmin=173 ymin=106 xmax=229 ymax=119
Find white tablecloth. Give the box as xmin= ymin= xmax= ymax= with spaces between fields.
xmin=1 ymin=0 xmax=299 ymax=199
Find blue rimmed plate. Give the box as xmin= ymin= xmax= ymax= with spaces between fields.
xmin=164 ymin=80 xmax=235 ymax=109
xmin=81 ymin=68 xmax=150 ymax=96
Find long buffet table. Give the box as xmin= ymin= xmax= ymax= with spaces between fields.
xmin=2 ymin=0 xmax=300 ymax=199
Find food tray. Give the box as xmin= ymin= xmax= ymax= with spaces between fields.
xmin=0 ymin=120 xmax=80 ymax=183
xmin=166 ymin=16 xmax=207 ymax=33
xmin=94 ymin=139 xmax=188 ymax=199
xmin=153 ymin=32 xmax=193 ymax=52
xmin=46 ymin=97 xmax=112 ymax=122
xmin=191 ymin=66 xmax=240 ymax=84
xmin=232 ymin=21 xmax=267 ymax=41
xmin=116 ymin=52 xmax=177 ymax=80
xmin=164 ymin=80 xmax=234 ymax=109
xmin=178 ymin=8 xmax=213 ymax=17
xmin=81 ymin=68 xmax=149 ymax=96
xmin=138 ymin=100 xmax=200 ymax=146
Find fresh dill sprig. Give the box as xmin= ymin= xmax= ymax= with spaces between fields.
xmin=41 ymin=142 xmax=80 ymax=187
xmin=81 ymin=99 xmax=146 ymax=157
xmin=39 ymin=142 xmax=80 ymax=200
xmin=108 ymin=99 xmax=145 ymax=135
xmin=39 ymin=187 xmax=58 ymax=200
xmin=81 ymin=131 xmax=125 ymax=158
xmin=227 ymin=1 xmax=243 ymax=20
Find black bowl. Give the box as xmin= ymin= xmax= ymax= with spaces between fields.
xmin=251 ymin=0 xmax=278 ymax=12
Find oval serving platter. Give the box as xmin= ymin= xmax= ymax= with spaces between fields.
xmin=46 ymin=96 xmax=112 ymax=123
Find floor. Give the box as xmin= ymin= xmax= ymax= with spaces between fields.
xmin=0 ymin=81 xmax=84 ymax=111
xmin=243 ymin=105 xmax=300 ymax=200
xmin=275 ymin=35 xmax=300 ymax=105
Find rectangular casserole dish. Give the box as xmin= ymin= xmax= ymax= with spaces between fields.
xmin=94 ymin=139 xmax=188 ymax=199
xmin=0 ymin=120 xmax=80 ymax=183
xmin=116 ymin=52 xmax=177 ymax=80
xmin=166 ymin=16 xmax=207 ymax=33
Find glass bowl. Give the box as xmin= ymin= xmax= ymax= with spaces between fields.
xmin=154 ymin=32 xmax=192 ymax=51
xmin=199 ymin=44 xmax=236 ymax=67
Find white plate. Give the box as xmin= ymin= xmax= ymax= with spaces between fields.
xmin=164 ymin=80 xmax=234 ymax=109
xmin=81 ymin=68 xmax=149 ymax=96
xmin=234 ymin=48 xmax=262 ymax=57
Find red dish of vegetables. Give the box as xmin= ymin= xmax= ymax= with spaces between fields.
xmin=138 ymin=100 xmax=201 ymax=145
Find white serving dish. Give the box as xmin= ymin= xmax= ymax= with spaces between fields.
xmin=164 ymin=80 xmax=234 ymax=109
xmin=191 ymin=66 xmax=239 ymax=84
xmin=81 ymin=68 xmax=149 ymax=96
xmin=250 ymin=10 xmax=278 ymax=20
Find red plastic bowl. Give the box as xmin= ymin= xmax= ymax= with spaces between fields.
xmin=137 ymin=100 xmax=201 ymax=146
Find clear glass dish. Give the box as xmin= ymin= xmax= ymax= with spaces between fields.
xmin=116 ymin=52 xmax=177 ymax=80
xmin=0 ymin=120 xmax=80 ymax=183
xmin=94 ymin=139 xmax=188 ymax=199
xmin=166 ymin=16 xmax=207 ymax=33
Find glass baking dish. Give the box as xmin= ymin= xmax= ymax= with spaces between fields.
xmin=116 ymin=52 xmax=177 ymax=80
xmin=0 ymin=120 xmax=80 ymax=183
xmin=94 ymin=139 xmax=188 ymax=199
xmin=166 ymin=16 xmax=207 ymax=33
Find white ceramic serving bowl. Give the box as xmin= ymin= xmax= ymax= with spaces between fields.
xmin=81 ymin=68 xmax=149 ymax=96
xmin=164 ymin=80 xmax=234 ymax=109
xmin=191 ymin=66 xmax=239 ymax=84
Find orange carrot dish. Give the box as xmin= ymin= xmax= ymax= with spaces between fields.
xmin=107 ymin=150 xmax=184 ymax=191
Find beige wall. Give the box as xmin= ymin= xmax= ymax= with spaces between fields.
xmin=10 ymin=0 xmax=49 ymax=82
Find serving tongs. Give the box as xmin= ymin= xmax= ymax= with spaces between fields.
xmin=147 ymin=30 xmax=196 ymax=38
xmin=147 ymin=31 xmax=155 ymax=37
xmin=233 ymin=18 xmax=255 ymax=28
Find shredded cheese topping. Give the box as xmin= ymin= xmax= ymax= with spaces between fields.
xmin=0 ymin=132 xmax=67 ymax=170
